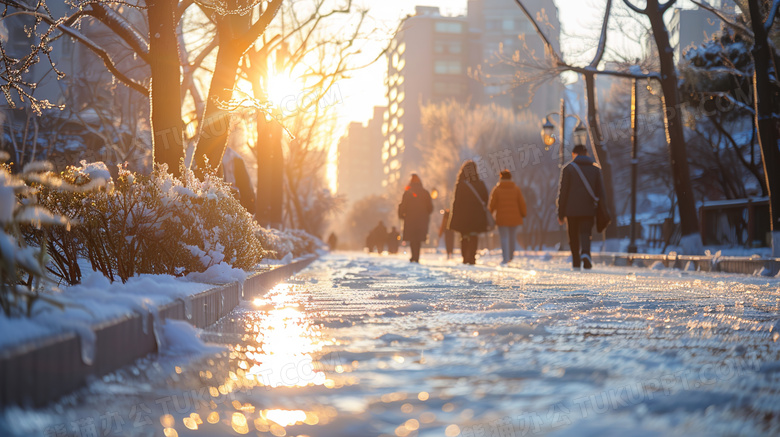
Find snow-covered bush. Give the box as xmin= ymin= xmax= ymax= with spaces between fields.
xmin=37 ymin=162 xmax=267 ymax=284
xmin=255 ymin=227 xmax=324 ymax=260
xmin=0 ymin=155 xmax=72 ymax=317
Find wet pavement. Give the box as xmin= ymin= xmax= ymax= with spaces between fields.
xmin=3 ymin=252 xmax=780 ymax=437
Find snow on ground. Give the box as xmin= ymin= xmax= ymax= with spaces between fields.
xmin=0 ymin=262 xmax=249 ymax=357
xmin=2 ymin=251 xmax=780 ymax=437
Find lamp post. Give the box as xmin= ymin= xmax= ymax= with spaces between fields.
xmin=540 ymin=98 xmax=589 ymax=251
xmin=628 ymin=78 xmax=639 ymax=253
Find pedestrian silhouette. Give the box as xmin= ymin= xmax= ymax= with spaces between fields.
xmin=327 ymin=232 xmax=338 ymax=251
xmin=398 ymin=174 xmax=433 ymax=263
xmin=367 ymin=221 xmax=388 ymax=253
xmin=448 ymin=161 xmax=490 ymax=265
xmin=557 ymin=145 xmax=606 ymax=270
xmin=387 ymin=226 xmax=400 ymax=254
xmin=489 ymin=169 xmax=527 ymax=264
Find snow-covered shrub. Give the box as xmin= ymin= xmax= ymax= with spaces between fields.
xmin=0 ymin=155 xmax=72 ymax=317
xmin=254 ymin=227 xmax=323 ymax=260
xmin=37 ymin=162 xmax=267 ymax=284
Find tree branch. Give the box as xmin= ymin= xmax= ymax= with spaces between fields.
xmin=85 ymin=4 xmax=150 ymax=63
xmin=239 ymin=0 xmax=284 ymax=54
xmin=7 ymin=11 xmax=149 ymax=96
xmin=766 ymin=0 xmax=780 ymax=31
xmin=691 ymin=0 xmax=753 ymax=36
xmin=659 ymin=0 xmax=676 ymax=15
xmin=622 ymin=0 xmax=646 ymax=15
xmin=513 ymin=0 xmax=563 ymax=65
xmin=589 ymin=0 xmax=612 ymax=69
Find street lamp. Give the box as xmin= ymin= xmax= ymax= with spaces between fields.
xmin=540 ymin=98 xmax=589 ymax=168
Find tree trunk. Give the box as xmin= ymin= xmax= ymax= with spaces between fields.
xmin=583 ymin=72 xmax=619 ymax=244
xmin=254 ymin=115 xmax=284 ymax=227
xmin=147 ymin=0 xmax=183 ymax=176
xmin=748 ymin=0 xmax=780 ymax=256
xmin=192 ymin=44 xmax=242 ymax=174
xmin=646 ymin=0 xmax=702 ymax=254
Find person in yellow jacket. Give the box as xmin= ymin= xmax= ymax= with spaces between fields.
xmin=489 ymin=169 xmax=527 ymax=264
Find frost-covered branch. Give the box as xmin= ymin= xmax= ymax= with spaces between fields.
xmin=691 ymin=0 xmax=753 ymax=37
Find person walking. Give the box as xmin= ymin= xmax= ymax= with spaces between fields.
xmin=448 ymin=161 xmax=490 ymax=265
xmin=557 ymin=145 xmax=606 ymax=270
xmin=398 ymin=174 xmax=433 ymax=263
xmin=387 ymin=226 xmax=400 ymax=254
xmin=438 ymin=209 xmax=456 ymax=259
xmin=368 ymin=221 xmax=388 ymax=253
xmin=489 ymin=170 xmax=527 ymax=264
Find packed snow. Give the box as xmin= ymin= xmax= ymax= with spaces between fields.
xmin=2 ymin=251 xmax=779 ymax=437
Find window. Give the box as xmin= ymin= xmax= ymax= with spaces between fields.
xmin=435 ymin=21 xmax=463 ymax=33
xmin=434 ymin=60 xmax=462 ymax=75
xmin=435 ymin=41 xmax=462 ymax=54
xmin=503 ymin=19 xmax=514 ymax=31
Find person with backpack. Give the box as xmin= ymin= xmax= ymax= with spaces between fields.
xmin=557 ymin=145 xmax=607 ymax=270
xmin=398 ymin=174 xmax=433 ymax=263
xmin=448 ymin=161 xmax=490 ymax=265
xmin=489 ymin=170 xmax=527 ymax=264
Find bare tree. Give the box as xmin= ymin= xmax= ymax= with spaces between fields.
xmin=693 ymin=0 xmax=780 ymax=254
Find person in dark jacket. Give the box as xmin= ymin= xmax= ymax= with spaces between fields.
xmin=438 ymin=209 xmax=456 ymax=259
xmin=489 ymin=170 xmax=527 ymax=264
xmin=557 ymin=145 xmax=606 ymax=269
xmin=448 ymin=161 xmax=490 ymax=265
xmin=327 ymin=232 xmax=338 ymax=251
xmin=387 ymin=226 xmax=400 ymax=254
xmin=398 ymin=174 xmax=433 ymax=263
xmin=367 ymin=221 xmax=388 ymax=253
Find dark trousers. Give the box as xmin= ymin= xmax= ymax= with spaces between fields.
xmin=567 ymin=216 xmax=594 ymax=267
xmin=461 ymin=234 xmax=479 ymax=265
xmin=409 ymin=240 xmax=422 ymax=263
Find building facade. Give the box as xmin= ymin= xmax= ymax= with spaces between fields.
xmin=381 ymin=6 xmax=471 ymax=189
xmin=336 ymin=106 xmax=385 ymax=202
xmin=379 ymin=2 xmax=562 ymax=189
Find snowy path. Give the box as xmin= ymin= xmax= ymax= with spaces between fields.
xmin=3 ymin=252 xmax=780 ymax=437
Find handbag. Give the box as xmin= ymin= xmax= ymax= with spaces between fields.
xmin=464 ymin=181 xmax=496 ymax=231
xmin=570 ymin=164 xmax=612 ymax=233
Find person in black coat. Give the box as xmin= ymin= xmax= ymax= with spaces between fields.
xmin=367 ymin=221 xmax=388 ymax=253
xmin=557 ymin=145 xmax=606 ymax=269
xmin=398 ymin=174 xmax=433 ymax=263
xmin=447 ymin=160 xmax=490 ymax=265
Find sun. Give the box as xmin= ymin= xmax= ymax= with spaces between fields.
xmin=267 ymin=74 xmax=302 ymax=108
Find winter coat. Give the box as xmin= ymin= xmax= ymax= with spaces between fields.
xmin=448 ymin=178 xmax=490 ymax=234
xmin=489 ymin=180 xmax=527 ymax=227
xmin=398 ymin=182 xmax=433 ymax=242
xmin=557 ymin=155 xmax=606 ymax=219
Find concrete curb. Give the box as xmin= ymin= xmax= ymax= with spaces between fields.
xmin=516 ymin=251 xmax=780 ymax=276
xmin=0 ymin=255 xmax=318 ymax=408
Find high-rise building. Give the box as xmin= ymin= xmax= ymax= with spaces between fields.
xmin=382 ymin=6 xmax=471 ymax=189
xmin=336 ymin=106 xmax=385 ymax=202
xmin=466 ymin=0 xmax=562 ymax=114
xmin=380 ymin=3 xmax=563 ymax=189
